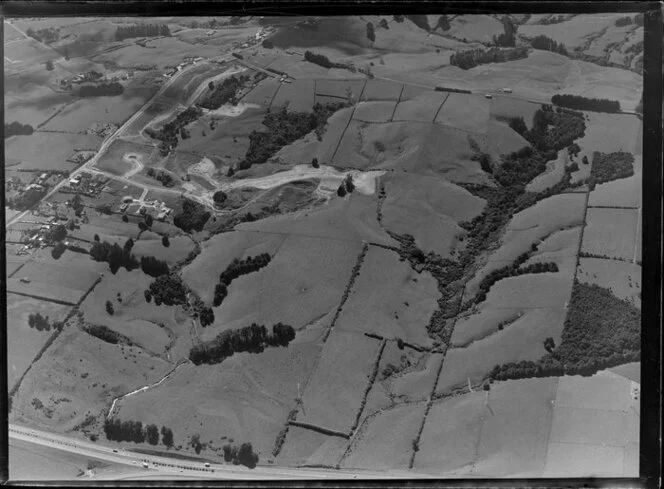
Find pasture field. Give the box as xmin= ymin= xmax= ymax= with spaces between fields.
xmin=466 ymin=192 xmax=586 ymax=296
xmin=389 ymin=353 xmax=443 ymax=401
xmin=69 ymin=213 xmax=145 ymax=244
xmin=522 ymin=226 xmax=582 ymax=276
xmin=10 ymin=325 xmax=171 ymax=434
xmin=315 ymin=78 xmax=366 ymax=100
xmin=361 ymin=79 xmax=402 ymax=101
xmin=241 ymin=77 xmax=281 ymax=107
xmin=276 ymin=426 xmax=348 ymax=467
xmin=13 ymin=259 xmax=100 ymax=294
xmin=489 ymin=95 xmax=540 ymax=129
xmin=4 ymin=133 xmax=101 ymax=172
xmin=443 ymin=14 xmax=504 ymax=43
xmin=271 ymin=79 xmax=316 ymax=112
xmin=352 ymin=101 xmax=397 ymax=123
xmin=4 ymin=38 xmax=57 ymax=68
xmin=392 ymin=91 xmax=447 ymax=123
xmin=202 ymin=235 xmax=361 ymax=336
xmin=342 ymin=402 xmax=426 ymax=470
xmin=581 ymin=207 xmax=638 ymax=261
xmin=116 ymin=326 xmax=324 ymax=456
xmin=6 ymin=294 xmax=71 ymax=389
xmin=94 ymin=139 xmax=153 ymax=176
xmin=436 ymin=93 xmax=490 ymax=134
xmin=298 ymin=330 xmax=381 ymax=433
xmin=543 ymin=370 xmax=639 ymax=477
xmin=577 ymin=258 xmax=640 ymax=308
xmin=587 ymin=154 xmax=641 ymax=208
xmin=130 ymin=235 xmax=196 ymax=265
xmin=381 ymin=172 xmax=485 ymax=257
xmin=335 ymin=247 xmax=439 ymax=347
xmin=608 ymin=362 xmax=640 ymax=384
xmin=92 ymin=38 xmax=220 ymax=69
xmin=6 ymin=279 xmax=84 ymax=305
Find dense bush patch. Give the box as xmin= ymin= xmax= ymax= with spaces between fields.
xmin=148 ymin=274 xmax=188 ymax=306
xmin=449 ymin=47 xmax=528 ymax=70
xmin=90 ymin=240 xmax=139 ymax=273
xmin=530 ymin=35 xmax=568 ymax=55
xmin=551 ymin=94 xmax=621 ymax=113
xmin=588 ymin=151 xmax=635 ymax=190
xmin=199 ymin=75 xmax=249 ymax=110
xmin=189 ymin=322 xmax=296 ymax=365
xmin=173 ymin=198 xmax=210 ymax=233
xmin=82 ymin=324 xmax=131 ymax=345
xmin=146 ymin=107 xmax=203 ymax=155
xmin=213 ymin=254 xmax=272 ymax=307
xmin=5 ymin=121 xmax=34 ymax=138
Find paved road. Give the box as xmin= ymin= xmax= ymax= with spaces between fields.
xmin=8 ymin=424 xmax=420 ymax=481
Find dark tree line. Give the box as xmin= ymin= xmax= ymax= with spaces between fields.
xmin=145 ymin=107 xmax=203 ymax=155
xmin=366 ymin=22 xmax=375 ymax=42
xmin=82 ymin=324 xmax=130 ymax=345
xmin=198 ymin=75 xmax=249 ymax=110
xmin=5 ymin=122 xmax=34 ymax=138
xmin=237 ymin=102 xmax=347 ymax=171
xmin=222 ymin=442 xmax=259 ymax=469
xmin=490 ymin=281 xmax=640 ymax=380
xmin=303 ymin=51 xmax=353 ymax=70
xmin=115 ymin=24 xmax=171 ymax=41
xmin=588 ymin=151 xmax=635 ymax=190
xmin=214 ymin=254 xmax=272 ymax=307
xmin=78 ymin=83 xmax=125 ymax=98
xmin=551 ymin=94 xmax=621 ymax=113
xmin=90 ymin=240 xmax=140 ymax=274
xmin=189 ymin=322 xmax=296 ymax=365
xmin=406 ymin=15 xmax=430 ymax=32
xmin=531 ymin=35 xmax=568 ymax=55
xmin=476 ymin=258 xmax=559 ymax=303
xmin=173 ymin=198 xmax=210 ymax=233
xmin=28 ymin=313 xmax=60 ymax=332
xmin=141 ymin=256 xmax=170 ymax=277
xmin=104 ymin=419 xmax=173 ymax=446
xmin=449 ymin=47 xmax=528 ymax=70
xmin=614 ymin=16 xmax=633 ymax=27
xmin=148 ymin=274 xmax=188 ymax=306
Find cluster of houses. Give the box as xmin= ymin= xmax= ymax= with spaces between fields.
xmin=59 ymin=70 xmax=105 ymax=88
xmin=120 ymin=196 xmax=173 ymax=221
xmin=162 ymin=57 xmax=205 ymax=78
xmin=64 ymin=172 xmax=106 ymax=197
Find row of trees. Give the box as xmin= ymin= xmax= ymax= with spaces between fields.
xmin=531 ymin=35 xmax=568 ymax=56
xmin=189 ymin=322 xmax=296 ymax=365
xmin=146 ymin=167 xmax=175 ymax=187
xmin=198 ymin=74 xmax=249 ymax=110
xmin=104 ymin=419 xmax=174 ymax=446
xmin=115 ymin=24 xmax=171 ymax=41
xmin=236 ymin=102 xmax=347 ymax=171
xmin=214 ymin=254 xmax=272 ymax=307
xmin=28 ymin=313 xmax=61 ymax=332
xmin=5 ymin=121 xmax=34 ymax=138
xmin=90 ymin=239 xmax=139 ymax=274
xmin=82 ymin=324 xmax=128 ymax=345
xmin=476 ymin=259 xmax=559 ymax=303
xmin=78 ymin=82 xmax=125 ymax=98
xmin=222 ymin=443 xmax=259 ymax=469
xmin=449 ymin=47 xmax=529 ymax=70
xmin=551 ymin=94 xmax=621 ymax=113
xmin=173 ymin=198 xmax=210 ymax=233
xmin=303 ymin=50 xmax=352 ymax=70
xmin=490 ymin=281 xmax=640 ymax=380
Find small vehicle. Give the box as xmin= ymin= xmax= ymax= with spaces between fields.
xmin=204 ymin=463 xmax=210 ymax=468
xmin=113 ymin=449 xmax=118 ymax=453
xmin=502 ymin=88 xmax=512 ymax=93
xmin=484 ymin=94 xmax=492 ymax=99
xmin=142 ymin=462 xmax=149 ymax=469
xmin=19 ymin=277 xmax=31 ymax=283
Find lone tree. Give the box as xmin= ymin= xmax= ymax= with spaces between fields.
xmin=51 ymin=242 xmax=67 ymax=260
xmin=366 ymin=22 xmax=376 ymax=42
xmin=122 ymin=214 xmax=129 ymax=222
xmin=146 ymin=424 xmax=160 ymax=445
xmin=237 ymin=442 xmax=259 ymax=469
xmin=582 ymin=155 xmax=589 ymax=165
xmin=208 ymin=81 xmax=215 ymax=91
xmin=337 ymin=183 xmax=347 ymax=197
xmin=543 ymin=337 xmax=556 ymax=353
xmin=45 ymin=59 xmax=54 ymax=70
xmin=94 ymin=234 xmax=100 ymax=242
xmin=144 ymin=289 xmax=152 ymax=303
xmin=162 ymin=235 xmax=170 ymax=247
xmin=311 ymin=157 xmax=319 ymax=169
xmin=105 ymin=300 xmax=114 ymax=316
xmin=161 ymin=426 xmax=174 ymax=447
xmin=145 ymin=214 xmax=154 ymax=228
xmin=213 ymin=190 xmax=227 ymax=206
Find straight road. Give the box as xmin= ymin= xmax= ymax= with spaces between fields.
xmin=8 ymin=424 xmax=420 ymax=481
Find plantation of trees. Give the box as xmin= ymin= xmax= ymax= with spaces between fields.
xmin=173 ymin=198 xmax=210 ymax=233
xmin=78 ymin=82 xmax=125 ymax=98
xmin=104 ymin=419 xmax=173 ymax=446
xmin=490 ymin=281 xmax=640 ymax=380
xmin=189 ymin=322 xmax=296 ymax=365
xmin=140 ymin=256 xmax=170 ymax=277
xmin=5 ymin=122 xmax=34 ymax=138
xmin=115 ymin=24 xmax=171 ymax=41
xmin=148 ymin=274 xmax=188 ymax=306
xmin=530 ymin=35 xmax=568 ymax=55
xmin=198 ymin=74 xmax=249 ymax=110
xmin=551 ymin=94 xmax=621 ymax=113
xmin=449 ymin=47 xmax=528 ymax=70
xmin=237 ymin=102 xmax=347 ymax=171
xmin=90 ymin=240 xmax=139 ymax=273
xmin=303 ymin=50 xmax=348 ymax=70
xmin=213 ymin=254 xmax=272 ymax=307
xmin=588 ymin=151 xmax=635 ymax=190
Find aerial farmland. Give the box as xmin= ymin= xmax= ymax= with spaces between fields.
xmin=4 ymin=11 xmax=648 ymax=481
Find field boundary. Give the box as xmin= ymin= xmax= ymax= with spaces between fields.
xmin=389 ymin=85 xmax=406 ymax=122
xmin=7 ymin=260 xmax=29 ymax=279
xmin=329 ymin=79 xmax=368 ymax=165
xmin=5 ymin=290 xmax=77 ymax=307
xmin=432 ymin=92 xmax=451 ymax=122
xmin=268 ymin=82 xmax=282 ymax=108
xmin=349 ymin=339 xmax=387 ymax=434
xmin=287 ymin=421 xmax=350 ymax=439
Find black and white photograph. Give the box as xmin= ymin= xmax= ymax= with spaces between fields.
xmin=1 ymin=3 xmax=660 ymax=483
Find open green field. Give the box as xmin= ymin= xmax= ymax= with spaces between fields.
xmin=276 ymin=426 xmax=348 ymax=467
xmin=94 ymin=139 xmax=153 ymax=176
xmin=271 ymin=79 xmax=316 ymax=112
xmin=389 ymin=353 xmax=443 ymax=401
xmin=392 ymin=91 xmax=447 ymax=123
xmin=352 ymin=101 xmax=397 ymax=123
xmin=577 ymin=258 xmax=640 ymax=309
xmin=5 ymin=133 xmax=100 ymax=172
xmin=436 ymin=93 xmax=490 ymax=134
xmin=522 ymin=226 xmax=582 ymax=276
xmin=335 ymin=247 xmax=439 ymax=347
xmin=299 ymin=330 xmax=381 ymax=433
xmin=581 ymin=207 xmax=638 ymax=261
xmin=6 ymin=294 xmax=71 ymax=389
xmin=588 ymin=154 xmax=641 ymax=208
xmin=116 ymin=326 xmax=324 ymax=457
